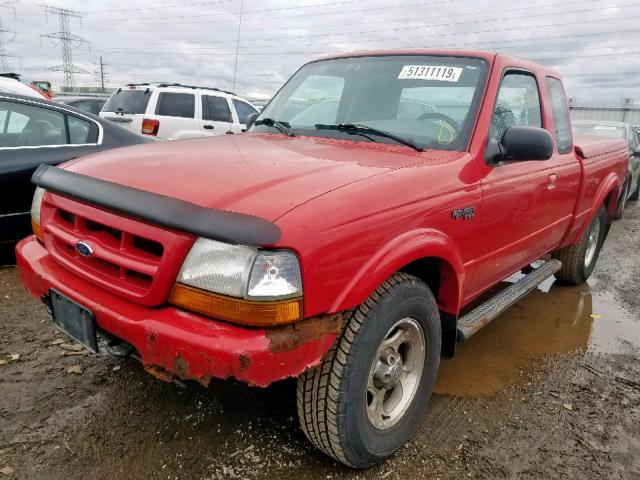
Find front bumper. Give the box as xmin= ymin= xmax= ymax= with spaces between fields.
xmin=16 ymin=236 xmax=341 ymax=387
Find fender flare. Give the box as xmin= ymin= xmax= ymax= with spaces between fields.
xmin=330 ymin=228 xmax=465 ymax=315
xmin=593 ymin=172 xmax=622 ymax=219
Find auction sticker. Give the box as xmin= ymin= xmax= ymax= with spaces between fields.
xmin=398 ymin=65 xmax=463 ymax=82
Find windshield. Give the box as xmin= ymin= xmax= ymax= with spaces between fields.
xmin=573 ymin=123 xmax=627 ymax=139
xmin=254 ymin=55 xmax=488 ymax=150
xmin=103 ymin=89 xmax=151 ymax=114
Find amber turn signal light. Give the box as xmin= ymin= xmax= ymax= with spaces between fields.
xmin=32 ymin=219 xmax=44 ymax=243
xmin=169 ymin=283 xmax=303 ymax=326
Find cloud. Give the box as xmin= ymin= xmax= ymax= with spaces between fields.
xmin=4 ymin=0 xmax=639 ymax=105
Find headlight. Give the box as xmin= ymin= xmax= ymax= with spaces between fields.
xmin=31 ymin=187 xmax=45 ymax=225
xmin=176 ymin=238 xmax=302 ymax=300
xmin=31 ymin=187 xmax=46 ymax=242
xmin=171 ymin=238 xmax=303 ymax=326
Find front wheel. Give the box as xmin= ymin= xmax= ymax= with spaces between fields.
xmin=296 ymin=273 xmax=441 ymax=468
xmin=553 ymin=205 xmax=607 ymax=284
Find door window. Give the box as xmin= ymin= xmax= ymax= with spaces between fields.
xmin=491 ymin=72 xmax=542 ymax=141
xmin=0 ymin=100 xmax=66 ymax=147
xmin=67 ymin=115 xmax=92 ymax=144
xmin=202 ymin=95 xmax=232 ymax=122
xmin=545 ymin=77 xmax=572 ymax=154
xmin=155 ymin=92 xmax=195 ymax=118
xmin=232 ymin=99 xmax=257 ymax=124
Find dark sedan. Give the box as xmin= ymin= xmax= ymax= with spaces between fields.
xmin=0 ymin=92 xmax=152 ymax=262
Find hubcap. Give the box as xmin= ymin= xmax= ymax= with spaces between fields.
xmin=584 ymin=216 xmax=601 ymax=269
xmin=366 ymin=318 xmax=426 ymax=430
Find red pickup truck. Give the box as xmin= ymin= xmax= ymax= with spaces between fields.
xmin=17 ymin=50 xmax=628 ymax=468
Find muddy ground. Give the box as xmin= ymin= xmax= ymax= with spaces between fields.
xmin=1 ymin=203 xmax=639 ymax=480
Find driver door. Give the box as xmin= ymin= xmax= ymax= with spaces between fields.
xmin=469 ymin=71 xmax=560 ymax=294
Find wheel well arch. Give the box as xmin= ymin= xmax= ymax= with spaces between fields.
xmin=398 ymin=256 xmax=461 ymax=313
xmin=398 ymin=256 xmax=460 ymax=358
xmin=604 ymin=185 xmax=620 ymax=217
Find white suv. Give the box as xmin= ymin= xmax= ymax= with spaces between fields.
xmin=99 ymin=83 xmax=259 ymax=140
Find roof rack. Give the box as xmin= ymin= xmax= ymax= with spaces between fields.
xmin=124 ymin=82 xmax=236 ymax=96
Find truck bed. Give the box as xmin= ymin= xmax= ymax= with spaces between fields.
xmin=573 ymin=134 xmax=628 ymax=159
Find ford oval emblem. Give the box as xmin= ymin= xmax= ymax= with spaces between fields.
xmin=75 ymin=241 xmax=93 ymax=257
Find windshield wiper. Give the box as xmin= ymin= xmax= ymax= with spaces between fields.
xmin=254 ymin=118 xmax=294 ymax=137
xmin=315 ymin=123 xmax=423 ymax=151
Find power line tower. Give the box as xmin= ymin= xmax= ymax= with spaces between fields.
xmin=40 ymin=5 xmax=89 ymax=89
xmin=0 ymin=1 xmax=18 ymax=72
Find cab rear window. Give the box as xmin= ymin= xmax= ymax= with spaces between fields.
xmin=103 ymin=90 xmax=151 ymax=114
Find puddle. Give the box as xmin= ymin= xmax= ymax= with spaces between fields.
xmin=434 ymin=278 xmax=640 ymax=397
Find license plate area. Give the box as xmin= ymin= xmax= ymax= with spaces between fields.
xmin=50 ymin=289 xmax=98 ymax=353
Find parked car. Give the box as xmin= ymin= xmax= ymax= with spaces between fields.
xmin=99 ymin=83 xmax=259 ymax=140
xmin=17 ymin=50 xmax=628 ymax=468
xmin=0 ymin=92 xmax=152 ymax=261
xmin=0 ymin=76 xmax=48 ymax=99
xmin=55 ymin=96 xmax=107 ymax=115
xmin=573 ymin=120 xmax=640 ymax=217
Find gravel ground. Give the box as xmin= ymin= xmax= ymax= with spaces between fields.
xmin=1 ymin=203 xmax=639 ymax=480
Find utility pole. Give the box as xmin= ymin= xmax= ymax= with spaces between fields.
xmin=95 ymin=56 xmax=108 ymax=92
xmin=41 ymin=5 xmax=89 ymax=90
xmin=232 ymin=0 xmax=244 ymax=93
xmin=0 ymin=1 xmax=17 ymax=72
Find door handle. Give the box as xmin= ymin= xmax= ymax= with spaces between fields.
xmin=547 ymin=173 xmax=558 ymax=190
xmin=203 ymin=124 xmax=214 ymax=130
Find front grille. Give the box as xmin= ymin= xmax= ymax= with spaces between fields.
xmin=41 ymin=193 xmax=194 ymax=306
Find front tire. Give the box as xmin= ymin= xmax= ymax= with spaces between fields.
xmin=553 ymin=205 xmax=607 ymax=284
xmin=296 ymin=273 xmax=441 ymax=468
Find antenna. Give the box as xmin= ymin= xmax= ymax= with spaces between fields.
xmin=40 ymin=5 xmax=89 ymax=89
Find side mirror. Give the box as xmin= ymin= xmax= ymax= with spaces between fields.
xmin=245 ymin=112 xmax=259 ymax=129
xmin=493 ymin=126 xmax=554 ymax=162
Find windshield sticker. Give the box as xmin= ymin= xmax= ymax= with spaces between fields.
xmin=398 ymin=65 xmax=463 ymax=82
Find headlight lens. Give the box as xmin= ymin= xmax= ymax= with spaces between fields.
xmin=246 ymin=251 xmax=302 ymax=299
xmin=177 ymin=238 xmax=256 ymax=297
xmin=31 ymin=187 xmax=45 ymax=225
xmin=176 ymin=238 xmax=302 ymax=300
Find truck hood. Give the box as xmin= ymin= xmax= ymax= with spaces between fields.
xmin=66 ymin=134 xmax=442 ymax=221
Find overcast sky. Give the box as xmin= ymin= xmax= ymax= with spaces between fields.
xmin=2 ymin=0 xmax=638 ymax=104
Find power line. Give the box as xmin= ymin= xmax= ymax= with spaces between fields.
xmin=83 ymin=3 xmax=640 ymax=49
xmin=40 ymin=5 xmax=90 ymax=89
xmin=228 ymin=12 xmax=640 ymax=51
xmin=84 ymin=0 xmax=237 ymax=15
xmin=85 ymin=0 xmax=459 ymax=25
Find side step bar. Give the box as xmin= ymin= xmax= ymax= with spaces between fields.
xmin=456 ymin=259 xmax=562 ymax=342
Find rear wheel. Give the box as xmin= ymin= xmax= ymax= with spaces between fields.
xmin=553 ymin=205 xmax=607 ymax=284
xmin=614 ymin=181 xmax=629 ymax=219
xmin=296 ymin=273 xmax=441 ymax=468
xmin=630 ymin=178 xmax=640 ymax=201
